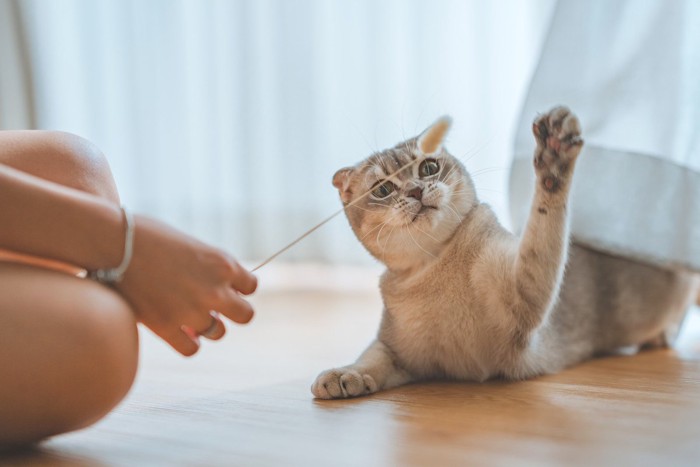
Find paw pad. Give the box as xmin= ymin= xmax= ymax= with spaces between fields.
xmin=532 ymin=106 xmax=583 ymax=189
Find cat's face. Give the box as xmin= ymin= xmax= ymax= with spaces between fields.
xmin=334 ymin=118 xmax=477 ymax=269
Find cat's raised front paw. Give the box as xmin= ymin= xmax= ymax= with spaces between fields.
xmin=311 ymin=368 xmax=378 ymax=399
xmin=532 ymin=106 xmax=583 ymax=193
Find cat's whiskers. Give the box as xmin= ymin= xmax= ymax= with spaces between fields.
xmin=445 ymin=173 xmax=475 ymax=192
xmin=404 ymin=217 xmax=437 ymax=259
xmin=445 ymin=181 xmax=470 ymax=197
xmin=445 ymin=176 xmax=465 ymax=187
xmin=375 ymin=215 xmax=395 ymax=249
xmin=412 ymin=221 xmax=441 ymax=243
xmin=444 ymin=176 xmax=465 ymax=193
xmin=383 ymin=223 xmax=399 ymax=254
xmin=379 ymin=222 xmax=400 ymax=260
xmin=442 ymin=162 xmax=462 ymax=183
xmin=455 ymin=138 xmax=492 ymax=167
xmin=359 ymin=213 xmax=397 ymax=243
xmin=447 ymin=188 xmax=473 ymax=196
xmin=348 ymin=204 xmax=380 ymax=214
xmin=445 ymin=202 xmax=463 ymax=221
xmin=439 ymin=139 xmax=492 ymax=187
xmin=470 ymin=166 xmax=507 ymax=177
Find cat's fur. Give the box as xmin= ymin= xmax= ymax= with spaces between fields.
xmin=312 ymin=107 xmax=700 ymax=399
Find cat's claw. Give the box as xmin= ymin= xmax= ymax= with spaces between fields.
xmin=311 ymin=368 xmax=378 ymax=399
xmin=532 ymin=106 xmax=583 ymax=193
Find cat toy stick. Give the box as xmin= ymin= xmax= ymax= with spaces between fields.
xmin=251 ymin=161 xmax=414 ymax=272
xmin=251 ymin=117 xmax=451 ymax=271
xmin=251 ymin=206 xmax=347 ymax=272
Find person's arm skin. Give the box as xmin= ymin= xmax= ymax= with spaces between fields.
xmin=0 ymin=163 xmax=257 ymax=356
xmin=0 ymin=163 xmax=125 ymax=268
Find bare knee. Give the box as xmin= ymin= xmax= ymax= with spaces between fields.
xmin=44 ymin=131 xmax=120 ymax=203
xmin=0 ymin=130 xmax=120 ymax=203
xmin=0 ymin=268 xmax=139 ymax=446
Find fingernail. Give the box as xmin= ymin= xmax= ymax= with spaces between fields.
xmin=181 ymin=325 xmax=200 ymax=344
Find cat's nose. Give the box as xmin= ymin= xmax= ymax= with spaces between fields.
xmin=406 ymin=186 xmax=423 ymax=200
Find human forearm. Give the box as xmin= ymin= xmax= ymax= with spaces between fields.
xmin=1 ymin=136 xmax=258 ymax=358
xmin=0 ymin=163 xmax=124 ymax=270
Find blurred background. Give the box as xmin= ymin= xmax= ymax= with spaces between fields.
xmin=0 ymin=0 xmax=556 ymax=268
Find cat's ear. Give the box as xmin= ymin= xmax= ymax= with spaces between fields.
xmin=332 ymin=167 xmax=354 ymax=203
xmin=417 ymin=116 xmax=452 ymax=156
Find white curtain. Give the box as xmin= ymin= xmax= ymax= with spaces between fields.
xmin=510 ymin=0 xmax=700 ymax=272
xmin=18 ymin=0 xmax=554 ymax=264
xmin=0 ymin=0 xmax=34 ymax=129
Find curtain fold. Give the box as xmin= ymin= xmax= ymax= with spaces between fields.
xmin=0 ymin=0 xmax=35 ymax=129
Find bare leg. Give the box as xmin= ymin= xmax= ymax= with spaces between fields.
xmin=312 ymin=340 xmax=412 ymax=399
xmin=0 ymin=263 xmax=139 ymax=446
xmin=0 ymin=131 xmax=139 ymax=447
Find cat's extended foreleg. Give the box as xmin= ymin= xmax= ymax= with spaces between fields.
xmin=511 ymin=107 xmax=583 ymax=336
xmin=311 ymin=339 xmax=412 ymax=399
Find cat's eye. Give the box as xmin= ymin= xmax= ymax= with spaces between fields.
xmin=419 ymin=159 xmax=440 ymax=177
xmin=371 ymin=181 xmax=396 ymax=199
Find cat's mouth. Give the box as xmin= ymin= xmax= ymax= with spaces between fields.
xmin=411 ymin=205 xmax=437 ymax=222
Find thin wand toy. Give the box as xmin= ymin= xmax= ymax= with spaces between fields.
xmin=251 ymin=158 xmax=420 ymax=272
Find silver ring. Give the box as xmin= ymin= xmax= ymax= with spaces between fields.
xmin=200 ymin=312 xmax=220 ymax=339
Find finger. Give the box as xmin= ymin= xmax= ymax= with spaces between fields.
xmin=182 ymin=307 xmax=222 ymax=335
xmin=181 ymin=311 xmax=226 ymax=341
xmin=228 ymin=261 xmax=258 ymax=295
xmin=218 ymin=290 xmax=255 ymax=324
xmin=180 ymin=325 xmax=200 ymax=343
xmin=151 ymin=322 xmax=200 ymax=357
xmin=198 ymin=312 xmax=226 ymax=341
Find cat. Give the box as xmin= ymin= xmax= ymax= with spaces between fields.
xmin=312 ymin=106 xmax=700 ymax=399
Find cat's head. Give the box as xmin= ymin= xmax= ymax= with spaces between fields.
xmin=333 ymin=117 xmax=477 ymax=269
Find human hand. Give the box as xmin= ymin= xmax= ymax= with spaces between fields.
xmin=114 ymin=215 xmax=257 ymax=356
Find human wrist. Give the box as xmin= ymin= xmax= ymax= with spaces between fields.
xmin=88 ymin=206 xmax=134 ymax=284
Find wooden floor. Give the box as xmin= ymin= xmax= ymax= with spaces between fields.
xmin=3 ymin=265 xmax=700 ymax=466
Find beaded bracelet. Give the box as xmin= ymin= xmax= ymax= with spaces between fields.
xmin=88 ymin=205 xmax=134 ymax=284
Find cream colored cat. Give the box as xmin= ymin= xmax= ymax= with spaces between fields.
xmin=312 ymin=107 xmax=699 ymax=399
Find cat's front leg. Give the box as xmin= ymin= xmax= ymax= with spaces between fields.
xmin=311 ymin=339 xmax=412 ymax=399
xmin=511 ymin=107 xmax=583 ymax=337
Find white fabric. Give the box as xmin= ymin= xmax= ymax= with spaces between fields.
xmin=510 ymin=0 xmax=700 ymax=272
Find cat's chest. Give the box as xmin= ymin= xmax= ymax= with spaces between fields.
xmin=381 ymin=259 xmax=476 ymax=316
xmin=380 ymin=269 xmax=493 ymax=380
